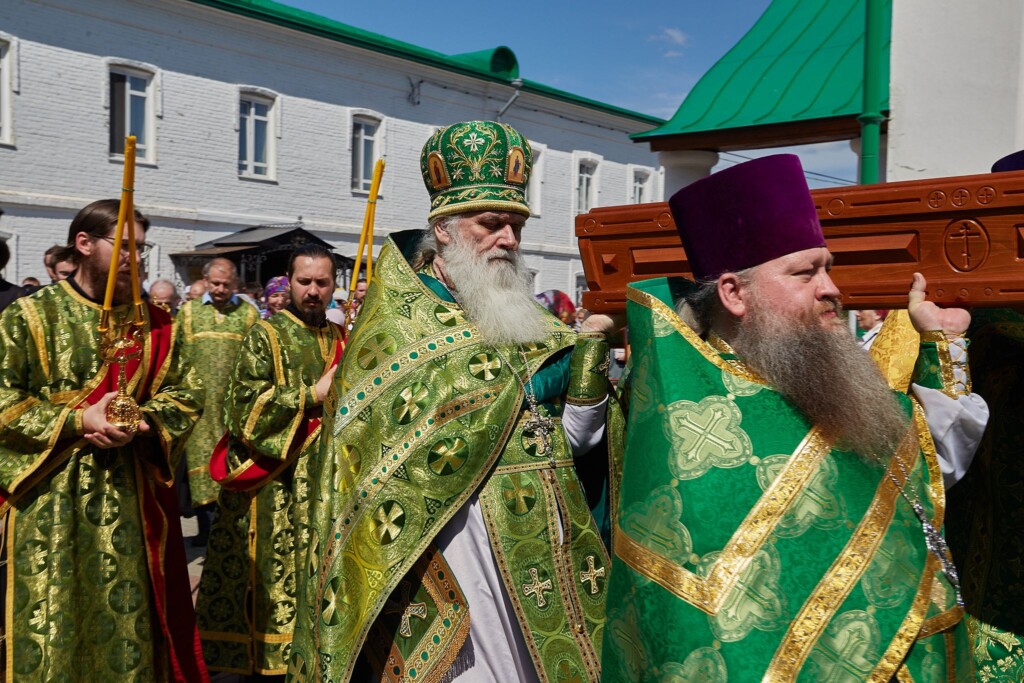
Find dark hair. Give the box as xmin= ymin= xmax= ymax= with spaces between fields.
xmin=54 ymin=199 xmax=151 ymax=265
xmin=0 ymin=239 xmax=9 ymax=270
xmin=287 ymin=244 xmax=336 ymax=279
xmin=44 ymin=244 xmax=63 ymax=267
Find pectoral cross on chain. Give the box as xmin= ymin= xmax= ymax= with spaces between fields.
xmin=524 ymin=409 xmax=555 ymax=456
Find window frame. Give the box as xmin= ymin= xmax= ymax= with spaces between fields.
xmin=237 ymin=87 xmax=279 ymax=181
xmin=0 ymin=34 xmax=16 ymax=147
xmin=106 ymin=59 xmax=160 ymax=163
xmin=573 ymin=151 xmax=603 ymax=216
xmin=573 ymin=271 xmax=588 ymax=307
xmin=351 ymin=112 xmax=383 ymax=194
xmin=525 ymin=140 xmax=546 ymax=217
xmin=630 ymin=166 xmax=652 ymax=204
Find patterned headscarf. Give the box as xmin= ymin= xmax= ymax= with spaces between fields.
xmin=264 ymin=276 xmax=289 ymax=298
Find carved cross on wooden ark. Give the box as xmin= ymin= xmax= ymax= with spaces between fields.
xmin=576 ymin=170 xmax=1024 ymax=312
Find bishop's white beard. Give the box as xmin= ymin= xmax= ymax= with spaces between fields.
xmin=440 ymin=227 xmax=550 ymax=345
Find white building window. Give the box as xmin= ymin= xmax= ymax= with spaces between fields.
xmin=352 ymin=116 xmax=380 ymax=192
xmin=109 ymin=68 xmax=153 ymax=159
xmin=525 ymin=141 xmax=545 ymax=216
xmin=632 ymin=169 xmax=652 ymax=204
xmin=574 ymin=272 xmax=588 ymax=307
xmin=0 ymin=40 xmax=10 ymax=145
xmin=577 ymin=160 xmax=597 ymax=214
xmin=238 ymin=96 xmax=274 ymax=178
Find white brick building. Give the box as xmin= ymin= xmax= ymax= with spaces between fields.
xmin=0 ymin=0 xmax=664 ymax=298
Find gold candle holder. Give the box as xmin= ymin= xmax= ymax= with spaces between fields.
xmin=100 ymin=315 xmax=144 ymax=433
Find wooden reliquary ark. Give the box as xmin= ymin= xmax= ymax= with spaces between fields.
xmin=576 ymin=169 xmax=1024 ymax=313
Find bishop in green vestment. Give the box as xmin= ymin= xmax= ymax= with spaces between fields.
xmin=603 ymin=156 xmax=989 ymax=682
xmin=290 ymin=121 xmax=617 ymax=683
xmin=196 ymin=245 xmax=344 ymax=676
xmin=0 ymin=200 xmax=206 ymax=682
xmin=176 ymin=257 xmax=259 ymax=509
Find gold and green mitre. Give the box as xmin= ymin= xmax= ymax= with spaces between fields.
xmin=602 ymin=277 xmax=971 ymax=682
xmin=420 ymin=120 xmax=532 ymax=220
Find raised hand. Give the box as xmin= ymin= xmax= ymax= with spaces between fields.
xmin=907 ymin=273 xmax=971 ymax=335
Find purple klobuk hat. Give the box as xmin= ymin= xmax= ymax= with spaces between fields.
xmin=668 ymin=154 xmax=826 ymax=281
xmin=992 ymin=150 xmax=1024 ymax=173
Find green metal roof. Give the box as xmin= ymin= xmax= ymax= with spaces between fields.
xmin=187 ymin=0 xmax=663 ymax=126
xmin=633 ymin=0 xmax=890 ymax=142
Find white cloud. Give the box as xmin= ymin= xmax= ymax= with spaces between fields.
xmin=648 ymin=27 xmax=689 ymax=47
xmin=663 ymin=27 xmax=688 ymax=46
xmin=663 ymin=50 xmax=683 ymax=58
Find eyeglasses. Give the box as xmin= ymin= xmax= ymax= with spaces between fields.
xmin=96 ymin=235 xmax=152 ymax=259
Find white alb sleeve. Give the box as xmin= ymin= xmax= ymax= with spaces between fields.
xmin=561 ymin=396 xmax=608 ymax=458
xmin=910 ymin=383 xmax=989 ymax=489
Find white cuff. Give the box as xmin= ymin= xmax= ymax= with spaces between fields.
xmin=561 ymin=396 xmax=608 ymax=458
xmin=911 ymin=383 xmax=989 ymax=488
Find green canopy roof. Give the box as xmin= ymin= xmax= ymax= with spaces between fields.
xmin=634 ymin=0 xmax=890 ymax=150
xmin=187 ymin=0 xmax=663 ymax=126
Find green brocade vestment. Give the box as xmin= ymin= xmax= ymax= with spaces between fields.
xmin=945 ymin=309 xmax=1024 ymax=681
xmin=290 ymin=233 xmax=611 ymax=683
xmin=196 ymin=310 xmax=344 ymax=675
xmin=0 ymin=281 xmax=204 ymax=682
xmin=602 ymin=278 xmax=970 ymax=682
xmin=175 ymin=298 xmax=258 ymax=507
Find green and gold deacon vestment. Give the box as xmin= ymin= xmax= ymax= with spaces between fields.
xmin=175 ymin=297 xmax=258 ymax=507
xmin=289 ymin=232 xmax=612 ymax=683
xmin=196 ymin=309 xmax=344 ymax=675
xmin=946 ymin=309 xmax=1024 ymax=681
xmin=602 ymin=278 xmax=970 ymax=682
xmin=0 ymin=280 xmax=205 ymax=682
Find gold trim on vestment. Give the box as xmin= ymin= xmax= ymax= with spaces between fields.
xmin=917 ymin=605 xmax=965 ymax=640
xmin=627 ymin=287 xmax=768 ymax=385
xmin=4 ymin=511 xmax=14 ymax=683
xmin=493 ymin=458 xmax=574 ymax=475
xmin=193 ymin=331 xmax=246 ymax=341
xmin=912 ymin=398 xmax=945 ymax=529
xmin=18 ymin=293 xmax=50 ymax=382
xmin=870 ymin=557 xmax=937 ymax=682
xmin=942 ymin=629 xmax=960 ymax=683
xmin=49 ymin=390 xmax=81 ymax=405
xmin=548 ymin=468 xmax=604 ymax=677
xmin=614 ymin=428 xmax=832 ymax=615
xmin=0 ymin=396 xmax=38 ymax=429
xmin=896 ymin=664 xmax=916 ymax=682
xmin=764 ymin=429 xmax=919 ymax=681
xmin=477 ymin=481 xmax=549 ymax=677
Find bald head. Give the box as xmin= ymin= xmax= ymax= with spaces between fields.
xmin=149 ymin=279 xmax=180 ymax=312
xmin=186 ymin=280 xmax=206 ymax=301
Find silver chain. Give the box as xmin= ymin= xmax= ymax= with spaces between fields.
xmin=438 ymin=274 xmax=556 ymax=458
xmin=883 ymin=449 xmax=964 ymax=607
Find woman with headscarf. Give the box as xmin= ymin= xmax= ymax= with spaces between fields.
xmin=263 ymin=275 xmax=289 ymax=318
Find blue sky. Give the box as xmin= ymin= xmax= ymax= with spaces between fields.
xmin=285 ymin=0 xmax=859 ymax=186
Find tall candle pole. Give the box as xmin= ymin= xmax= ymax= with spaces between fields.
xmin=344 ymin=159 xmax=385 ymax=336
xmin=99 ymin=136 xmax=144 ymax=433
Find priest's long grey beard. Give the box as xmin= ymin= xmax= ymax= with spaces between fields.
xmin=439 ymin=223 xmax=550 ymax=345
xmin=729 ymin=292 xmax=910 ymax=463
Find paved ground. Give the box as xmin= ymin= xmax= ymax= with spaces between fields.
xmin=180 ymin=514 xmax=206 ymax=604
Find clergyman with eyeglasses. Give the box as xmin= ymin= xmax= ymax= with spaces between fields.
xmin=0 ymin=198 xmax=207 ymax=681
